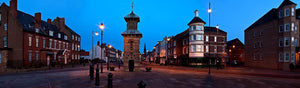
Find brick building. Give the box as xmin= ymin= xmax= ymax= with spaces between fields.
xmin=154 ymin=10 xmax=227 ymax=66
xmin=245 ymin=0 xmax=300 ymax=70
xmin=121 ymin=11 xmax=142 ymax=64
xmin=0 ymin=0 xmax=80 ymax=69
xmin=226 ymin=38 xmax=245 ymax=66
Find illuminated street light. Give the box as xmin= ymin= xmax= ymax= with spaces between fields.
xmin=99 ymin=23 xmax=105 ymax=73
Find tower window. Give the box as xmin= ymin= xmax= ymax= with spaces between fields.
xmin=285 ymin=8 xmax=290 ymax=17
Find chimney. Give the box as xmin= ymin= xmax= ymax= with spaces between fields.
xmin=9 ymin=0 xmax=17 ymax=18
xmin=58 ymin=17 xmax=65 ymax=31
xmin=47 ymin=18 xmax=51 ymax=24
xmin=97 ymin=41 xmax=100 ymax=45
xmin=194 ymin=10 xmax=199 ymax=17
xmin=34 ymin=12 xmax=41 ymax=28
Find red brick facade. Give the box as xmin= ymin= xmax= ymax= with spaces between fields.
xmin=0 ymin=0 xmax=80 ymax=68
xmin=245 ymin=0 xmax=300 ymax=70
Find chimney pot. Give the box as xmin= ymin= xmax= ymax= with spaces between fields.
xmin=47 ymin=18 xmax=51 ymax=24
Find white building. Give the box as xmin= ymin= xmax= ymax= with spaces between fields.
xmin=89 ymin=42 xmax=106 ymax=60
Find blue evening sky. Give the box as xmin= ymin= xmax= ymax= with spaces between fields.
xmin=1 ymin=0 xmax=300 ymax=52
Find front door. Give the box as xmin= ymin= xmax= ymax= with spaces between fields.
xmin=47 ymin=56 xmax=50 ymax=66
xmin=64 ymin=55 xmax=67 ymax=64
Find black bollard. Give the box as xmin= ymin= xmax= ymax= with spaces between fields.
xmin=137 ymin=80 xmax=146 ymax=88
xmin=95 ymin=67 xmax=100 ymax=86
xmin=108 ymin=73 xmax=113 ymax=88
xmin=90 ymin=65 xmax=94 ymax=80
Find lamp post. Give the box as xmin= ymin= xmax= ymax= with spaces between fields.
xmin=208 ymin=1 xmax=212 ymax=77
xmin=92 ymin=31 xmax=99 ymax=65
xmin=107 ymin=45 xmax=112 ymax=70
xmin=166 ymin=37 xmax=170 ymax=65
xmin=99 ymin=23 xmax=104 ymax=73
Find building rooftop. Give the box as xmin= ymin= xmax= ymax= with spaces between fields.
xmin=227 ymin=38 xmax=244 ymax=48
xmin=204 ymin=27 xmax=227 ymax=34
xmin=188 ymin=17 xmax=206 ymax=25
xmin=245 ymin=9 xmax=278 ymax=31
xmin=278 ymin=0 xmax=297 ymax=8
xmin=124 ymin=11 xmax=139 ymax=18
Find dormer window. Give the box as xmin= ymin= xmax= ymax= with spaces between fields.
xmin=64 ymin=35 xmax=68 ymax=40
xmin=279 ymin=10 xmax=283 ymax=18
xmin=285 ymin=8 xmax=290 ymax=17
xmin=58 ymin=33 xmax=61 ymax=38
xmin=49 ymin=31 xmax=54 ymax=36
xmin=35 ymin=28 xmax=39 ymax=33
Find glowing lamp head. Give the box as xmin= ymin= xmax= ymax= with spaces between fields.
xmin=208 ymin=9 xmax=212 ymax=13
xmin=99 ymin=23 xmax=104 ymax=30
xmin=167 ymin=38 xmax=170 ymax=41
xmin=108 ymin=45 xmax=112 ymax=48
xmin=95 ymin=32 xmax=99 ymax=36
xmin=216 ymin=24 xmax=219 ymax=29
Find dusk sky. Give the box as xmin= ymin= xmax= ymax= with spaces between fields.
xmin=2 ymin=0 xmax=300 ymax=52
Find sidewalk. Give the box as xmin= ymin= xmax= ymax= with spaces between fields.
xmin=143 ymin=62 xmax=300 ymax=79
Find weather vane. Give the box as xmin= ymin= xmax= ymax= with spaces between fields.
xmin=131 ymin=1 xmax=135 ymax=11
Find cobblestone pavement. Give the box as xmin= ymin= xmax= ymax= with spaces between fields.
xmin=0 ymin=65 xmax=300 ymax=88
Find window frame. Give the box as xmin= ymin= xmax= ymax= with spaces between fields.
xmin=285 ymin=8 xmax=290 ymax=17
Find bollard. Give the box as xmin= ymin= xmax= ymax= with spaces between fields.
xmin=95 ymin=67 xmax=100 ymax=86
xmin=137 ymin=80 xmax=146 ymax=88
xmin=108 ymin=73 xmax=113 ymax=88
xmin=90 ymin=65 xmax=94 ymax=80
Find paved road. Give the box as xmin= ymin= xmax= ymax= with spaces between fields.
xmin=0 ymin=65 xmax=300 ymax=88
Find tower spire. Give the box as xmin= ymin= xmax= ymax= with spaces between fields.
xmin=131 ymin=1 xmax=135 ymax=12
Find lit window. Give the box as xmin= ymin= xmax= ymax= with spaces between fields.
xmin=36 ymin=36 xmax=39 ymax=47
xmin=4 ymin=23 xmax=7 ymax=30
xmin=35 ymin=28 xmax=39 ymax=33
xmin=196 ymin=45 xmax=202 ymax=52
xmin=285 ymin=23 xmax=290 ymax=31
xmin=291 ymin=37 xmax=295 ymax=46
xmin=49 ymin=39 xmax=52 ymax=48
xmin=206 ymin=36 xmax=209 ymax=42
xmin=72 ymin=35 xmax=74 ymax=40
xmin=285 ymin=8 xmax=290 ymax=16
xmin=292 ymin=8 xmax=295 ymax=16
xmin=78 ymin=37 xmax=80 ymax=42
xmin=3 ymin=36 xmax=7 ymax=47
xmin=75 ymin=36 xmax=77 ymax=41
xmin=49 ymin=31 xmax=54 ymax=36
xmin=64 ymin=35 xmax=68 ymax=40
xmin=58 ymin=33 xmax=61 ymax=38
xmin=279 ymin=25 xmax=283 ymax=32
xmin=214 ymin=36 xmax=217 ymax=42
xmin=279 ymin=10 xmax=283 ymax=18
xmin=197 ymin=35 xmax=203 ymax=40
xmin=233 ymin=45 xmax=235 ymax=48
xmin=214 ymin=46 xmax=217 ymax=53
xmin=285 ymin=37 xmax=290 ymax=47
xmin=292 ymin=23 xmax=295 ymax=31
xmin=28 ymin=36 xmax=32 ymax=46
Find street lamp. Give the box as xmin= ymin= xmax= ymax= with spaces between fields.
xmin=92 ymin=31 xmax=98 ymax=65
xmin=99 ymin=23 xmax=104 ymax=73
xmin=166 ymin=37 xmax=170 ymax=65
xmin=107 ymin=45 xmax=112 ymax=70
xmin=208 ymin=1 xmax=212 ymax=80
